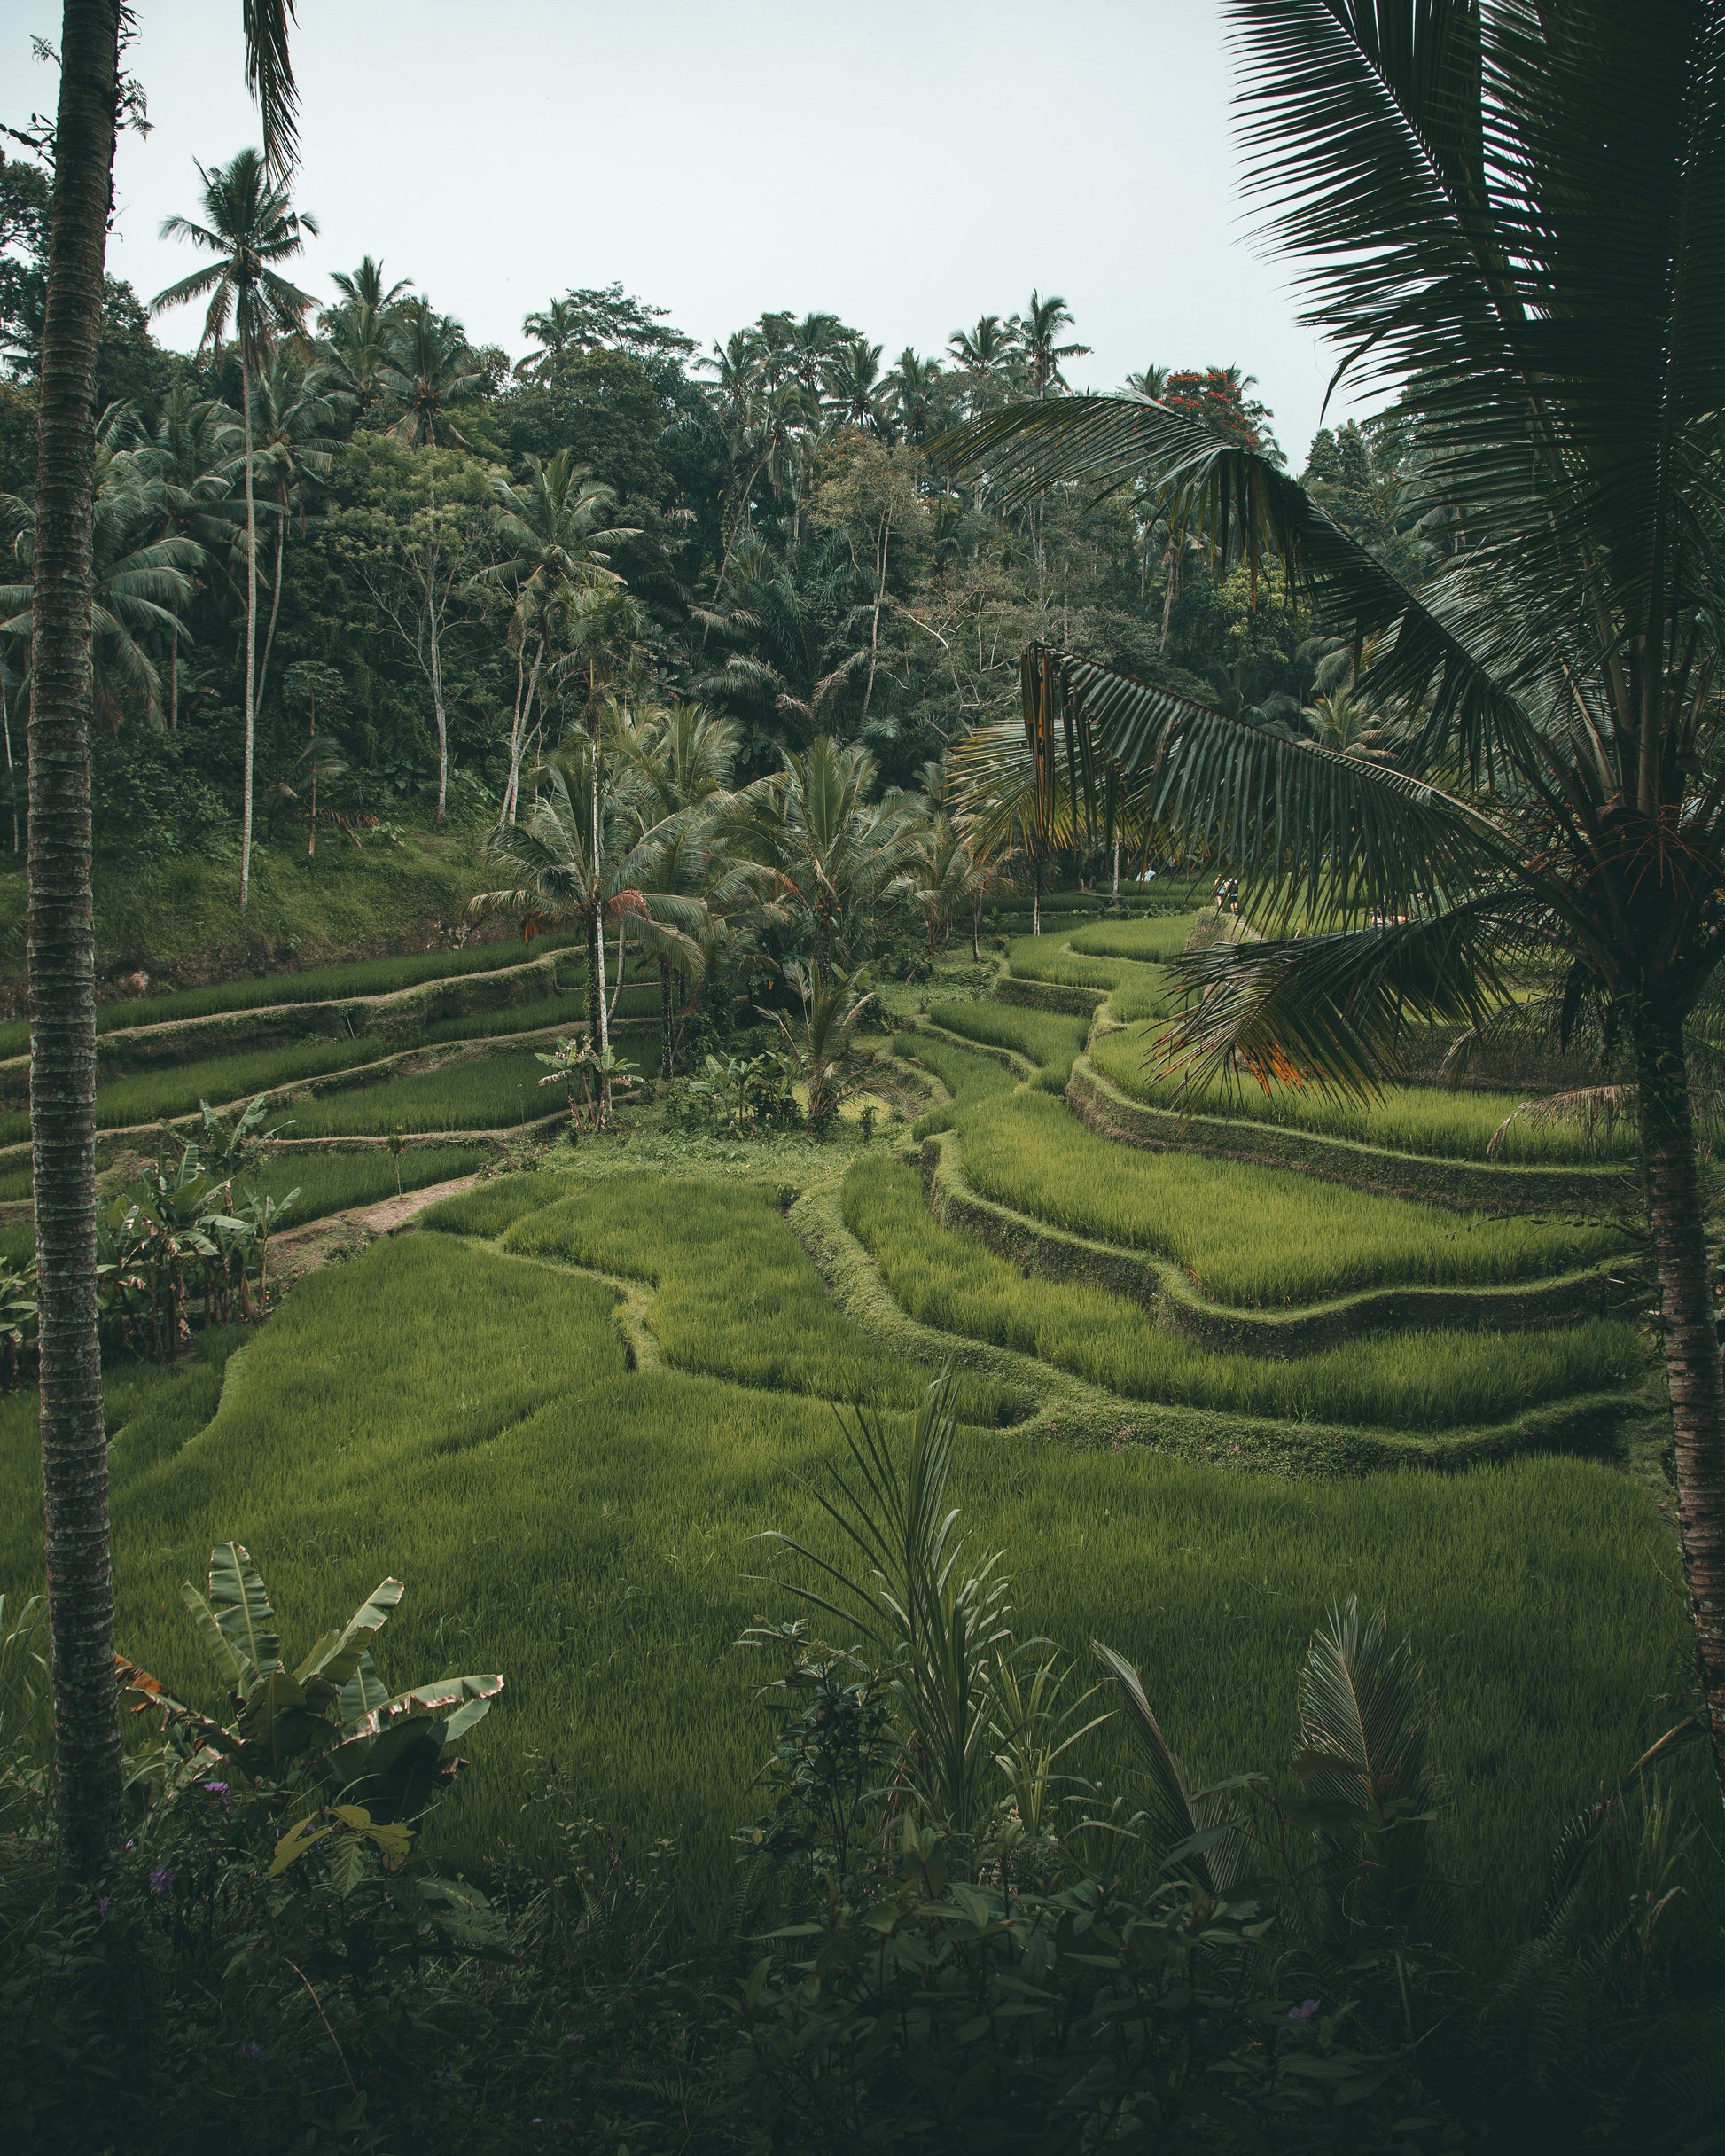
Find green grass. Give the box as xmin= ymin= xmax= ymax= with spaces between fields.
xmin=1006 ymin=934 xmax=1128 ymax=992
xmin=1005 ymin=935 xmax=1172 ymax=1025
xmin=420 ymin=1171 xmax=572 ymax=1239
xmin=284 ymin=1047 xmax=564 ymax=1137
xmin=894 ymin=1032 xmax=1019 ymax=1137
xmin=1089 ymin=1022 xmax=1639 ymax=1164
xmin=495 ymin=1173 xmax=1022 ymax=1424
xmin=26 ymin=1035 xmax=391 ymax=1144
xmin=422 ymin=990 xmax=588 ymax=1045
xmin=254 ymin=1144 xmax=488 ymax=1224
xmin=928 ymin=1000 xmax=1092 ymax=1090
xmin=956 ymin=1092 xmax=1625 ymax=1307
xmin=0 ymin=1230 xmax=1696 ymax=1967
xmin=1066 ymin=912 xmax=1204 ymax=962
xmin=844 ymin=1157 xmax=1640 ymax=1430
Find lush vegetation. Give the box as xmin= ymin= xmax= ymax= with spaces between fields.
xmin=285 ymin=1044 xmax=582 ymax=1137
xmin=956 ymin=1092 xmax=1624 ymax=1306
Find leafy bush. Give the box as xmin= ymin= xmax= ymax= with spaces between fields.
xmin=957 ymin=1091 xmax=1625 ymax=1306
xmin=844 ymin=1156 xmax=1642 ymax=1429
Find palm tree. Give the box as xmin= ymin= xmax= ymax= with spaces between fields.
xmin=823 ymin=340 xmax=886 ymax=434
xmin=248 ymin=347 xmax=343 ymax=723
xmin=885 ymin=348 xmax=950 ymax=448
xmin=3 ymin=427 xmax=199 ymax=730
xmin=152 ymin=146 xmax=316 ymax=910
xmin=613 ymin=704 xmax=759 ymax=1074
xmin=909 ymin=809 xmax=996 ymax=962
xmin=722 ymin=734 xmax=921 ymax=973
xmin=957 ymin=0 xmax=1725 ymax=1803
xmin=137 ymin=383 xmax=241 ymax=727
xmin=378 ymin=298 xmax=481 ymax=448
xmin=473 ymin=746 xmax=700 ymax=1122
xmin=692 ymin=532 xmax=872 ymax=763
xmin=515 ymin=294 xmax=587 ymax=381
xmin=475 ymin=450 xmax=639 ymax=824
xmin=948 ymin=314 xmax=1017 ymax=410
xmin=1012 ymin=291 xmax=1089 ymax=399
xmin=314 ymin=257 xmax=410 ymax=411
xmin=29 ymin=0 xmax=297 ymax=1888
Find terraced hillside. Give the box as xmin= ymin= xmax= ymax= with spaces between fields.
xmin=0 ymin=896 xmax=1700 ymax=1972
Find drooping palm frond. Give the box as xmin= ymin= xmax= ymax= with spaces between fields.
xmin=243 ymin=0 xmax=301 ymax=173
xmin=1024 ymin=643 xmax=1515 ymax=926
xmin=1156 ymin=901 xmax=1516 ymax=1098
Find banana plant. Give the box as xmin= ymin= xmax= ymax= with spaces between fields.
xmin=120 ymin=1543 xmax=503 ymax=1843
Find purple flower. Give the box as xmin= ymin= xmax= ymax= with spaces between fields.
xmin=243 ymin=2041 xmax=263 ymax=2062
xmin=1287 ymin=1998 xmax=1321 ymax=2022
xmin=148 ymin=1866 xmax=175 ymax=1895
xmin=97 ymin=1896 xmax=111 ymax=1922
xmin=200 ymin=1779 xmax=231 ymax=1809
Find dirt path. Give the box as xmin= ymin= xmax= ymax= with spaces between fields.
xmin=269 ymin=1173 xmax=481 ymax=1284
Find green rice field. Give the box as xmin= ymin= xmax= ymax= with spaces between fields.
xmin=0 ymin=933 xmax=587 ymax=1060
xmin=927 ymin=999 xmax=1093 ymax=1089
xmin=955 ymin=1091 xmax=1625 ymax=1305
xmin=0 ymin=1221 xmax=1694 ymax=1968
xmin=284 ymin=1045 xmax=576 ymax=1137
xmin=843 ymin=1156 xmax=1640 ymax=1429
xmin=894 ymin=1032 xmax=1019 ymax=1137
xmin=485 ymin=1174 xmax=1022 ymax=1423
xmin=1089 ymin=1020 xmax=1639 ymax=1163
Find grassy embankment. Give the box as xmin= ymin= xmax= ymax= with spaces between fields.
xmin=956 ymin=1090 xmax=1622 ymax=1306
xmin=0 ymin=1214 xmax=1692 ymax=1972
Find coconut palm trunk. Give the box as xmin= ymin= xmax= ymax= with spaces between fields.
xmin=1634 ymin=1013 xmax=1725 ymax=1790
xmin=239 ymin=357 xmax=259 ymax=909
xmin=29 ymin=0 xmax=125 ymax=1887
xmin=660 ymin=957 xmax=675 ymax=1079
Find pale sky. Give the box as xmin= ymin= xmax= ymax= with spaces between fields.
xmin=3 ymin=0 xmax=1372 ymax=462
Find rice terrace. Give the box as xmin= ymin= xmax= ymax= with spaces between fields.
xmin=5 ymin=3 xmax=1725 ymax=2152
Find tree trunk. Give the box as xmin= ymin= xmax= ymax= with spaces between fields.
xmin=239 ymin=360 xmax=259 ymax=910
xmin=1635 ymin=1012 xmax=1725 ymax=1803
xmin=607 ymin=917 xmax=625 ymax=1023
xmin=168 ymin=621 xmax=177 ymax=731
xmin=660 ymin=957 xmax=674 ymax=1080
xmin=426 ymin=481 xmax=447 ymax=823
xmin=30 ymin=0 xmax=125 ymax=1890
xmin=254 ymin=481 xmax=286 ymax=730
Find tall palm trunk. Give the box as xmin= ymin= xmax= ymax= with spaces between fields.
xmin=239 ymin=359 xmax=259 ymax=909
xmin=427 ymin=478 xmax=447 ymax=823
xmin=660 ymin=957 xmax=675 ymax=1079
xmin=1635 ymin=1012 xmax=1725 ymax=1797
xmin=254 ymin=480 xmax=287 ymax=728
xmin=30 ymin=0 xmax=125 ymax=1888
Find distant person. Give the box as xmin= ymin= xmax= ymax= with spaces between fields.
xmin=1226 ymin=876 xmax=1240 ymax=916
xmin=1214 ymin=877 xmax=1227 ymax=914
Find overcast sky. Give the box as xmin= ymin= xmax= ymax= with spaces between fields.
xmin=4 ymin=0 xmax=1371 ymax=462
